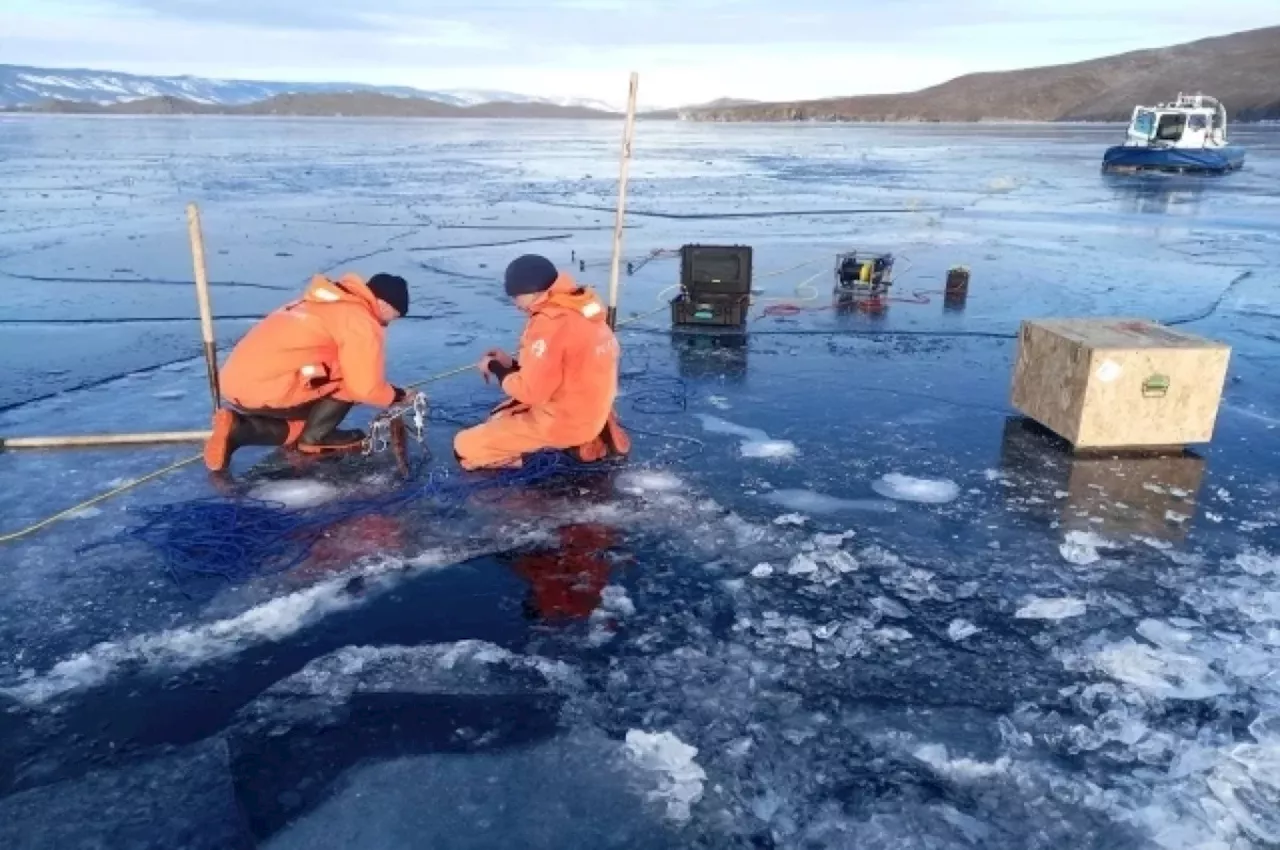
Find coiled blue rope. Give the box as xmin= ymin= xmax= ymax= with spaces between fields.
xmin=83 ymin=352 xmax=693 ymax=588
xmin=89 ymin=451 xmax=581 ymax=588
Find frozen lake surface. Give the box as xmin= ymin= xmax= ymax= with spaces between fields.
xmin=1 ymin=116 xmax=1279 ymax=849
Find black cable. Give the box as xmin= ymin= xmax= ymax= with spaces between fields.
xmin=0 ymin=271 xmax=292 ymax=292
xmin=1163 ymin=270 xmax=1254 ymax=326
xmin=531 ymin=200 xmax=955 ymax=220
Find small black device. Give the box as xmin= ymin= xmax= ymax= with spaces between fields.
xmin=834 ymin=251 xmax=894 ymax=293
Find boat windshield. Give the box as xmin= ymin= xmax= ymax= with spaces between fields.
xmin=1131 ymin=110 xmax=1156 ymax=137
xmin=1154 ymin=113 xmax=1186 ymax=142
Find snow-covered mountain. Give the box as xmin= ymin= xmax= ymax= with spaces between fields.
xmin=0 ymin=64 xmax=625 ymax=112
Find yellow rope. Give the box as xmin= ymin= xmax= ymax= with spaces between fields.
xmin=0 ymin=453 xmax=203 ymax=544
xmin=1 ymin=308 xmax=689 ymax=547
xmin=405 ymin=363 xmax=473 ymax=389
xmin=0 ymin=362 xmax=484 ymax=545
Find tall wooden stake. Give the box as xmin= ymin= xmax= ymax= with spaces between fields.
xmin=606 ymin=72 xmax=639 ymax=330
xmin=185 ymin=203 xmax=221 ymax=412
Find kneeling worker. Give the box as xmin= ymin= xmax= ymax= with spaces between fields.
xmin=204 ymin=272 xmax=419 ymax=472
xmin=454 ymin=254 xmax=629 ymax=470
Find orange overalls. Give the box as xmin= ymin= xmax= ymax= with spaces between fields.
xmin=220 ymin=273 xmax=400 ymax=415
xmin=454 ymin=274 xmax=630 ymax=470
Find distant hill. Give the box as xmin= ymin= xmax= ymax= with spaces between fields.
xmin=0 ymin=64 xmax=623 ymax=113
xmin=682 ymin=26 xmax=1280 ymax=123
xmin=9 ymin=91 xmax=619 ymax=119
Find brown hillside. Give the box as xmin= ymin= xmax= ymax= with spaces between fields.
xmin=8 ymin=92 xmax=618 ymax=119
xmin=687 ymin=25 xmax=1280 ymax=122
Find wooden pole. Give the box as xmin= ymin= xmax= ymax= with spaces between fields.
xmin=186 ymin=203 xmax=221 ymax=412
xmin=605 ymin=72 xmax=639 ymax=330
xmin=1 ymin=431 xmax=213 ymax=451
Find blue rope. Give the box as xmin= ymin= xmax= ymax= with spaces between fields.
xmin=82 ymin=352 xmax=693 ymax=588
xmin=85 ymin=452 xmax=582 ymax=587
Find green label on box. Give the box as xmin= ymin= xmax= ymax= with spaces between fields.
xmin=1142 ymin=374 xmax=1170 ymax=398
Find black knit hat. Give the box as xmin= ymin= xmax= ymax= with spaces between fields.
xmin=504 ymin=254 xmax=558 ymax=297
xmin=367 ymin=273 xmax=409 ymax=316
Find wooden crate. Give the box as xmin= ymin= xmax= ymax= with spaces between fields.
xmin=1011 ymin=318 xmax=1230 ymax=450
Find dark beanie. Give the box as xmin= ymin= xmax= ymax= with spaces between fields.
xmin=504 ymin=254 xmax=559 ymax=297
xmin=367 ymin=273 xmax=409 ymax=316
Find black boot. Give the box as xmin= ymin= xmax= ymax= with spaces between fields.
xmin=297 ymin=398 xmax=364 ymax=453
xmin=204 ymin=409 xmax=290 ymax=471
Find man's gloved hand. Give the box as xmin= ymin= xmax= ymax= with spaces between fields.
xmin=391 ymin=386 xmax=421 ymax=406
xmin=479 ymin=349 xmax=515 ymax=384
xmin=485 ymin=349 xmax=513 ymax=369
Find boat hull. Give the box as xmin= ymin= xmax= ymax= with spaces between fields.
xmin=1102 ymin=145 xmax=1246 ymax=174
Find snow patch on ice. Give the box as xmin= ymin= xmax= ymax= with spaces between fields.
xmin=740 ymin=439 xmax=798 ymax=459
xmin=623 ymin=730 xmax=706 ymax=823
xmin=772 ymin=513 xmax=807 ymax=527
xmin=871 ymin=473 xmax=960 ymax=504
xmin=694 ymin=413 xmax=767 ymax=442
xmin=1016 ymin=597 xmax=1087 ymax=620
xmin=695 ymin=414 xmax=796 ymax=460
xmin=759 ymin=489 xmax=896 ymax=515
xmin=614 ymin=469 xmax=684 ymax=496
xmin=248 ymin=480 xmax=341 ymax=509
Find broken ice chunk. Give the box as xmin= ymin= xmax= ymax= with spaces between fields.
xmin=822 ymin=550 xmax=859 ymax=573
xmin=1249 ymin=712 xmax=1280 ymax=743
xmin=1093 ymin=639 xmax=1232 ymax=700
xmin=599 ymin=586 xmax=636 ymax=617
xmin=784 ymin=629 xmax=815 ymax=650
xmin=623 ymin=731 xmax=706 ymax=823
xmin=772 ymin=513 xmax=808 ymax=527
xmin=786 ymin=554 xmax=819 ymax=576
xmin=1016 ymin=598 xmax=1087 ymax=620
xmin=948 ymin=619 xmax=982 ymax=641
xmin=1236 ymin=550 xmax=1280 ymax=576
xmin=1059 ymin=530 xmax=1112 ymax=565
xmin=871 ymin=596 xmax=910 ymax=619
xmin=750 ymin=563 xmax=774 ymax=578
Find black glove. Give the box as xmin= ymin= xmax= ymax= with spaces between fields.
xmin=488 ymin=359 xmax=519 ymax=382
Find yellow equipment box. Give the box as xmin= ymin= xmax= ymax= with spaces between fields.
xmin=1011 ymin=318 xmax=1230 ymax=450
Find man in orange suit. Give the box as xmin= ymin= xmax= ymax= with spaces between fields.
xmin=454 ymin=254 xmax=629 ymax=470
xmin=203 ymin=272 xmax=419 ymax=472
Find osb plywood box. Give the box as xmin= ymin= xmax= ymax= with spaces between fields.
xmin=1011 ymin=318 xmax=1231 ymax=450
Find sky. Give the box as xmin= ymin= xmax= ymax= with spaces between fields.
xmin=1 ymin=0 xmax=1276 ymax=107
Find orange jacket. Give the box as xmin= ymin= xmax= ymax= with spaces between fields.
xmin=499 ymin=274 xmax=620 ymax=446
xmin=220 ymin=274 xmax=399 ymax=411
